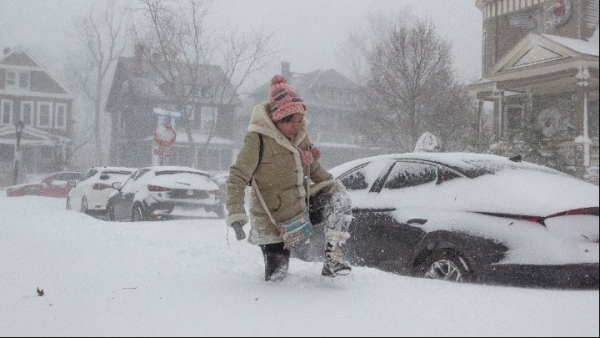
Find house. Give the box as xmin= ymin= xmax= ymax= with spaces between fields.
xmin=0 ymin=46 xmax=74 ymax=187
xmin=105 ymin=46 xmax=241 ymax=173
xmin=467 ymin=0 xmax=599 ymax=178
xmin=248 ymin=63 xmax=379 ymax=169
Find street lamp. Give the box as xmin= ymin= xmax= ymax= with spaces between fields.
xmin=13 ymin=120 xmax=24 ymax=185
xmin=576 ymin=64 xmax=591 ymax=167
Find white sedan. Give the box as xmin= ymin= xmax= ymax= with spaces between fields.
xmin=67 ymin=167 xmax=136 ymax=214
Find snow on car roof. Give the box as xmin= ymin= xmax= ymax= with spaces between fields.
xmin=145 ymin=166 xmax=211 ymax=175
xmin=91 ymin=166 xmax=136 ymax=172
xmin=329 ymin=152 xmax=565 ymax=178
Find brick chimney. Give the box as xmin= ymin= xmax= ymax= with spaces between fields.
xmin=134 ymin=44 xmax=144 ymax=76
xmin=281 ymin=61 xmax=292 ymax=80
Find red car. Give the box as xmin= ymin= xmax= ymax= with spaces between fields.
xmin=6 ymin=172 xmax=83 ymax=198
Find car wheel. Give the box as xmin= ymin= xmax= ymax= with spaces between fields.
xmin=132 ymin=205 xmax=145 ymax=222
xmin=81 ymin=197 xmax=89 ymax=214
xmin=107 ymin=203 xmax=116 ymax=222
xmin=416 ymin=250 xmax=472 ymax=283
xmin=66 ymin=197 xmax=72 ymax=210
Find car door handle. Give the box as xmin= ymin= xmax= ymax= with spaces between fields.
xmin=407 ymin=218 xmax=427 ymax=225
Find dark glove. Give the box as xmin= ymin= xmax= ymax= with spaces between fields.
xmin=231 ymin=221 xmax=247 ymax=241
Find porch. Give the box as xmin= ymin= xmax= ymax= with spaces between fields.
xmin=492 ymin=138 xmax=599 ymax=169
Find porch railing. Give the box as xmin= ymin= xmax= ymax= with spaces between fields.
xmin=492 ymin=138 xmax=598 ymax=168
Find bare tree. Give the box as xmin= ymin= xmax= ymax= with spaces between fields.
xmin=131 ymin=0 xmax=278 ymax=167
xmin=336 ymin=10 xmax=415 ymax=86
xmin=69 ymin=1 xmax=127 ymax=165
xmin=356 ymin=19 xmax=470 ymax=152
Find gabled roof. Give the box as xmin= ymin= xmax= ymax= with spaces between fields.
xmin=0 ymin=125 xmax=71 ymax=146
xmin=0 ymin=46 xmax=73 ymax=97
xmin=108 ymin=56 xmax=241 ymax=107
xmin=467 ymin=32 xmax=599 ymax=95
xmin=488 ymin=32 xmax=598 ymax=78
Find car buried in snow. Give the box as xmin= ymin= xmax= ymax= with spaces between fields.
xmin=293 ymin=153 xmax=599 ymax=289
xmin=5 ymin=172 xmax=83 ymax=198
xmin=106 ymin=166 xmax=224 ymax=222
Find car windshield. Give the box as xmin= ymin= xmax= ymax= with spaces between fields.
xmin=152 ymin=170 xmax=215 ymax=187
xmin=155 ymin=170 xmax=208 ymax=178
xmin=99 ymin=171 xmax=134 ymax=180
xmin=102 ymin=171 xmax=133 ymax=176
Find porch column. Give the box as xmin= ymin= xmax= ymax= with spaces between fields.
xmin=493 ymin=90 xmax=504 ymax=142
xmin=575 ymin=65 xmax=591 ymax=167
xmin=524 ymin=88 xmax=535 ymax=125
xmin=473 ymin=98 xmax=483 ymax=141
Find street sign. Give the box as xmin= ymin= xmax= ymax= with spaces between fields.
xmin=154 ymin=148 xmax=173 ymax=158
xmin=154 ymin=124 xmax=177 ymax=148
xmin=153 ymin=107 xmax=183 ymax=119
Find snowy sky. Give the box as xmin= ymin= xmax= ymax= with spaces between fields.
xmin=0 ymin=0 xmax=483 ymax=84
xmin=0 ymin=194 xmax=598 ymax=336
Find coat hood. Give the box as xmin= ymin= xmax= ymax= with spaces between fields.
xmin=248 ymin=102 xmax=307 ymax=152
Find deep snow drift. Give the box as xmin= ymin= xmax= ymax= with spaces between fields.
xmin=0 ymin=194 xmax=598 ymax=336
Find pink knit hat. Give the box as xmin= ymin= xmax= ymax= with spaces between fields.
xmin=268 ymin=75 xmax=306 ymax=122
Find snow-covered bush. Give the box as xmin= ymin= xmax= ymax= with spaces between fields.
xmin=584 ymin=166 xmax=599 ymax=185
xmin=414 ymin=132 xmax=443 ymax=153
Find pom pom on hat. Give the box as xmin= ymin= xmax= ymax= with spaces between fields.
xmin=269 ymin=75 xmax=306 ymax=122
xmin=271 ymin=75 xmax=287 ymax=86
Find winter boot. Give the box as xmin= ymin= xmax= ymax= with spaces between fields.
xmin=261 ymin=242 xmax=290 ymax=282
xmin=322 ymin=230 xmax=352 ymax=277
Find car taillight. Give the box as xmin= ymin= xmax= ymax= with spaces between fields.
xmin=93 ymin=183 xmax=112 ymax=190
xmin=549 ymin=207 xmax=600 ymax=218
xmin=209 ymin=189 xmax=221 ymax=197
xmin=148 ymin=185 xmax=172 ymax=192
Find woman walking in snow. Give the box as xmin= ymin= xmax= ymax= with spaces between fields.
xmin=226 ymin=75 xmax=353 ymax=282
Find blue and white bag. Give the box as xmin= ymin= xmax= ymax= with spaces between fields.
xmin=252 ymin=178 xmax=314 ymax=249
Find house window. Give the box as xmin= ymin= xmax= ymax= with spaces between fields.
xmin=198 ymin=85 xmax=211 ymax=98
xmin=6 ymin=71 xmax=17 ymax=87
xmin=505 ymin=106 xmax=523 ymax=130
xmin=21 ymin=101 xmax=33 ymax=126
xmin=1 ymin=100 xmax=13 ymax=125
xmin=19 ymin=72 xmax=30 ymax=89
xmin=5 ymin=70 xmax=30 ymax=90
xmin=55 ymin=103 xmax=67 ymax=129
xmin=38 ymin=102 xmax=53 ymax=128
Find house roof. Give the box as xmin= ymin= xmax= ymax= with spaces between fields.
xmin=542 ymin=34 xmax=599 ymax=57
xmin=108 ymin=56 xmax=241 ymax=107
xmin=251 ymin=68 xmax=359 ymax=109
xmin=0 ymin=46 xmax=74 ymax=98
xmin=467 ymin=32 xmax=599 ymax=94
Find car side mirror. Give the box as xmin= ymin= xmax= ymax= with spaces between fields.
xmin=67 ymin=180 xmax=77 ymax=188
xmin=112 ymin=182 xmax=123 ymax=190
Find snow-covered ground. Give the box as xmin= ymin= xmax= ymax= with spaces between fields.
xmin=0 ymin=194 xmax=598 ymax=337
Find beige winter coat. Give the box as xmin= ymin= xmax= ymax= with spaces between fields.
xmin=226 ymin=102 xmax=345 ymax=245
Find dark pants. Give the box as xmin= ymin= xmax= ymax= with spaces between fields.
xmin=260 ymin=242 xmax=290 ymax=281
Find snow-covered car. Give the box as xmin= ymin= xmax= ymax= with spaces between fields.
xmin=67 ymin=167 xmax=136 ymax=214
xmin=294 ymin=153 xmax=599 ymax=289
xmin=106 ymin=166 xmax=224 ymax=222
xmin=6 ymin=172 xmax=83 ymax=198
